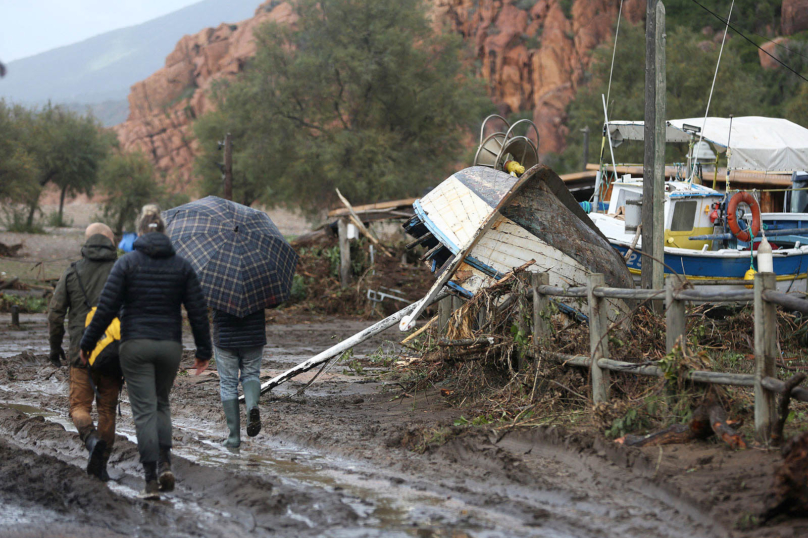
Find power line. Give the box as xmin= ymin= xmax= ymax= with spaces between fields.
xmin=689 ymin=0 xmax=808 ymax=84
xmin=746 ymin=28 xmax=808 ymax=63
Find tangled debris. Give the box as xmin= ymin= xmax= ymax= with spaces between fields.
xmin=398 ymin=266 xmax=808 ymax=446
xmin=273 ymin=232 xmax=433 ymax=320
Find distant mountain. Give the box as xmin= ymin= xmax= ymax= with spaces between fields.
xmin=0 ymin=0 xmax=262 ymax=126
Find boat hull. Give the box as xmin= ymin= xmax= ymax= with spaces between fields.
xmin=404 ymin=166 xmax=634 ymax=320
xmin=613 ymin=243 xmax=808 ymax=294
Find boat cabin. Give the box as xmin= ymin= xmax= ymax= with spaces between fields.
xmin=606 ymin=178 xmax=724 ymax=250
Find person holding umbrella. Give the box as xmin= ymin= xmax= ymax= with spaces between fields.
xmin=164 ymin=197 xmax=298 ymax=448
xmin=81 ymin=204 xmax=212 ymax=500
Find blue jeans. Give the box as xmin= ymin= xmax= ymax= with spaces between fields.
xmin=215 ymin=345 xmax=264 ymax=401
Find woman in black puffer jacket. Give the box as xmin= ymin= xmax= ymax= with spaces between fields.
xmin=81 ymin=204 xmax=211 ymax=500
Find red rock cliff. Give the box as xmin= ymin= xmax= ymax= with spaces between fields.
xmin=115 ymin=0 xmax=646 ymax=190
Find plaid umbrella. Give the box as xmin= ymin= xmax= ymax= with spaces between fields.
xmin=163 ymin=196 xmax=298 ymax=317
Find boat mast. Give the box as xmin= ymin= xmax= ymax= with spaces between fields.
xmin=688 ymin=0 xmax=736 ymax=183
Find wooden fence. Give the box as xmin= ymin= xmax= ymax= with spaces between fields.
xmin=519 ymin=271 xmax=808 ymax=442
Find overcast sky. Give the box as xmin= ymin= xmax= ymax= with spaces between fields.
xmin=1 ymin=0 xmax=203 ymax=62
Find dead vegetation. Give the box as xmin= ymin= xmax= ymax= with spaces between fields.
xmin=396 ymin=266 xmax=808 ymax=449
xmin=271 ymin=232 xmax=433 ymax=321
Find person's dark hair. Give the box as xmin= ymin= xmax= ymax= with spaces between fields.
xmin=136 ymin=204 xmax=165 ymax=235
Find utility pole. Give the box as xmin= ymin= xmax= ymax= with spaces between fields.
xmin=581 ymin=126 xmax=590 ymax=171
xmin=223 ymin=133 xmax=233 ymax=201
xmin=642 ymin=0 xmax=666 ymax=300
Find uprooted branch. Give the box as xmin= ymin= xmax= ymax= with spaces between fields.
xmin=616 ymin=400 xmax=746 ymax=449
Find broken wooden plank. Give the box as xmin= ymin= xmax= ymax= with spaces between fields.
xmin=400 ymin=315 xmax=437 ymax=345
xmin=335 ymin=188 xmax=393 ymax=257
xmin=327 ymin=197 xmax=418 ymax=218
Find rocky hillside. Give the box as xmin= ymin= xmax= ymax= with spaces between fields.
xmin=0 ymin=0 xmax=261 ymax=127
xmin=114 ymin=0 xmax=808 ymax=191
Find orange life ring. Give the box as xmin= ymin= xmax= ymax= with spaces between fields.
xmin=727 ymin=192 xmax=761 ymax=243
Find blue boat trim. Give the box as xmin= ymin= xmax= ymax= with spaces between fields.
xmin=553 ymin=301 xmax=588 ymax=323
xmin=413 ymin=200 xmax=460 ymax=254
xmin=466 ymin=257 xmax=506 ymax=280
xmin=447 ymin=281 xmax=474 ymax=298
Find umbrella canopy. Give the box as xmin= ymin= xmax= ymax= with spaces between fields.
xmin=163 ymin=196 xmax=298 ymax=317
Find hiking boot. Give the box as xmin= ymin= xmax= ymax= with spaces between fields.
xmin=85 ymin=433 xmax=107 ymax=480
xmin=139 ymin=462 xmax=160 ymax=501
xmin=243 ymin=380 xmax=261 ymax=438
xmin=222 ymin=399 xmax=240 ymax=448
xmin=158 ymin=447 xmax=174 ymax=492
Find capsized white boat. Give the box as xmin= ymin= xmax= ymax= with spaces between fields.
xmin=400 ymin=165 xmax=634 ymax=329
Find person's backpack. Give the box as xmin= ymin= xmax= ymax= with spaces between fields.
xmin=72 ymin=262 xmax=122 ymax=379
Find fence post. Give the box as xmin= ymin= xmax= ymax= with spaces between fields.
xmin=665 ymin=274 xmax=686 ymax=354
xmin=438 ymin=296 xmax=454 ymax=334
xmin=337 ymin=218 xmax=351 ymax=288
xmin=754 ymin=272 xmax=777 ymax=442
xmin=532 ymin=273 xmax=550 ymax=358
xmin=10 ymin=305 xmax=20 ymax=328
xmin=587 ymin=273 xmax=610 ymax=403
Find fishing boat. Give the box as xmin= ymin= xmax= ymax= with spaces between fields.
xmin=588 ymin=117 xmax=808 ymax=294
xmin=400 ymin=163 xmax=634 ymax=328
xmin=589 ymin=177 xmax=808 ymax=293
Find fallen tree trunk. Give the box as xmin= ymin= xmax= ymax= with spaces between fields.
xmin=616 ymin=424 xmax=695 ymax=447
xmin=247 ymin=290 xmax=449 ymax=400
xmin=616 ymin=401 xmax=746 ymax=449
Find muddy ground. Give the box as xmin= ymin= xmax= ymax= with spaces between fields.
xmin=0 ymin=313 xmax=806 ymax=537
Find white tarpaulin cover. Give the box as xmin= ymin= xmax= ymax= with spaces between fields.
xmin=606 ymin=117 xmax=808 ymax=172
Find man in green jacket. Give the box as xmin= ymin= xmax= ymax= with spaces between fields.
xmin=48 ymin=222 xmax=120 ymax=481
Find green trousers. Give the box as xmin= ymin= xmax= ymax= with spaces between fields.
xmin=120 ymin=339 xmax=182 ymax=463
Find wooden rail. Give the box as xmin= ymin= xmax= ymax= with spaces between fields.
xmin=529 ymin=271 xmax=808 ymax=442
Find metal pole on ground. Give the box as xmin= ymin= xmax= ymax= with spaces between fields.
xmin=642 ymin=0 xmax=666 ymax=309
xmin=754 ymin=272 xmax=778 ymax=442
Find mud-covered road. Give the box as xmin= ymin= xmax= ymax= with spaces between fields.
xmin=0 ymin=313 xmax=800 ymax=537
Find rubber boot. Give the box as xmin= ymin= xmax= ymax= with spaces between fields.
xmin=243 ymin=380 xmax=262 ymax=437
xmin=139 ymin=462 xmax=160 ymax=500
xmin=222 ymin=399 xmax=241 ymax=448
xmin=99 ymin=455 xmax=111 ymax=482
xmin=158 ymin=447 xmax=175 ymax=492
xmin=85 ymin=432 xmax=107 ymax=480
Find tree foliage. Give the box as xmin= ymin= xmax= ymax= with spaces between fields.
xmin=0 ymin=101 xmax=39 ymax=204
xmin=550 ymin=24 xmax=776 ymax=173
xmin=97 ymin=151 xmax=164 ymax=235
xmin=0 ymin=100 xmax=114 ymax=230
xmin=35 ymin=104 xmax=114 ymax=224
xmin=194 ymin=0 xmax=490 ymax=213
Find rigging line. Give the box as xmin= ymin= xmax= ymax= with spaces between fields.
xmin=689 ymin=0 xmax=735 ymax=183
xmin=689 ymin=0 xmax=808 ymax=84
xmin=604 ymin=0 xmax=625 ymax=114
xmin=694 ymin=1 xmax=808 ymax=63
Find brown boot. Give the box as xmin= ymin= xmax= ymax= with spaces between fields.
xmin=139 ymin=462 xmax=160 ymax=500
xmin=158 ymin=447 xmax=174 ymax=492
